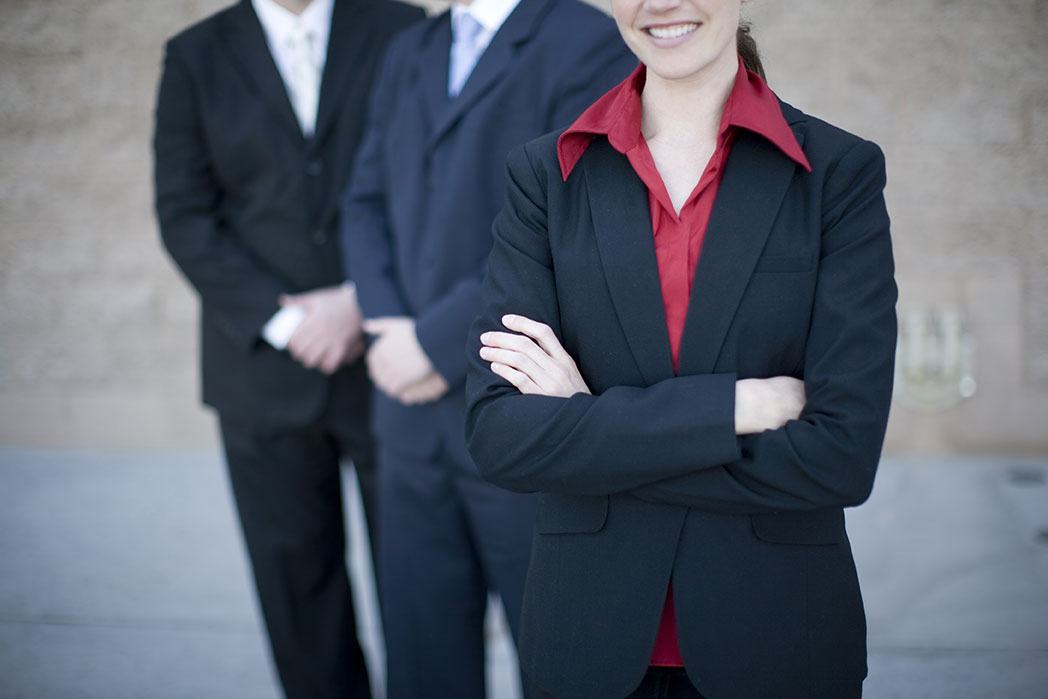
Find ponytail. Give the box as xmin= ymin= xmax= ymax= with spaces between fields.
xmin=737 ymin=21 xmax=765 ymax=81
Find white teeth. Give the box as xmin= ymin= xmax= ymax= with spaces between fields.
xmin=648 ymin=23 xmax=698 ymax=39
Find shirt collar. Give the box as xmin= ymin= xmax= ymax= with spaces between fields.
xmin=451 ymin=0 xmax=522 ymax=36
xmin=557 ymin=57 xmax=811 ymax=181
xmin=252 ymin=0 xmax=334 ymax=53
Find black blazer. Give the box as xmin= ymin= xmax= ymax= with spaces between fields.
xmin=339 ymin=0 xmax=635 ymax=461
xmin=465 ymin=103 xmax=897 ymax=698
xmin=154 ymin=0 xmax=422 ymax=427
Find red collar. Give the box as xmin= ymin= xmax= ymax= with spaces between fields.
xmin=557 ymin=59 xmax=812 ymax=181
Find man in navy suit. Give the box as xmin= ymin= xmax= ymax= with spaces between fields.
xmin=338 ymin=0 xmax=635 ymax=696
xmin=154 ymin=1 xmax=421 ymax=696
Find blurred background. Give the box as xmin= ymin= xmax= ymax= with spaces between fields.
xmin=1 ymin=0 xmax=1046 ymax=453
xmin=1 ymin=0 xmax=1046 ymax=697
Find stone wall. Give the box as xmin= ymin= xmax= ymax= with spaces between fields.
xmin=745 ymin=2 xmax=1048 ymax=454
xmin=1 ymin=0 xmax=1045 ymax=453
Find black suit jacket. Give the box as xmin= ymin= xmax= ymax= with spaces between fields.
xmin=339 ymin=0 xmax=635 ymax=462
xmin=465 ymin=103 xmax=897 ymax=698
xmin=154 ymin=0 xmax=422 ymax=427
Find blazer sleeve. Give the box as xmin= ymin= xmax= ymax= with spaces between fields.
xmin=338 ymin=41 xmax=412 ymax=321
xmin=630 ymin=140 xmax=897 ymax=513
xmin=465 ymin=143 xmax=742 ymax=496
xmin=153 ymin=40 xmax=287 ymax=351
xmin=415 ymin=23 xmax=638 ymax=389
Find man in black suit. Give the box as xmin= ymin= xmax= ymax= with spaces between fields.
xmin=153 ymin=0 xmax=422 ymax=696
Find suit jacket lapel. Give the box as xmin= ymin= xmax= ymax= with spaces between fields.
xmin=583 ymin=140 xmax=675 ymax=386
xmin=412 ymin=15 xmax=453 ymax=135
xmin=312 ymin=0 xmax=369 ymax=146
xmin=676 ymin=131 xmax=800 ymax=376
xmin=219 ymin=0 xmax=302 ymax=140
xmin=426 ymin=0 xmax=553 ymax=150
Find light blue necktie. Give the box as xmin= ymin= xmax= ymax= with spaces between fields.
xmin=448 ymin=12 xmax=485 ymax=98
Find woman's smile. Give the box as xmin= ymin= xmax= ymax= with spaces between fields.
xmin=646 ymin=22 xmax=700 ymax=42
xmin=613 ymin=0 xmax=748 ymax=82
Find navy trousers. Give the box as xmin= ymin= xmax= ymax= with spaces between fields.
xmin=377 ymin=442 xmax=536 ymax=699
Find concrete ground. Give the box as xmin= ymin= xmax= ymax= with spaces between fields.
xmin=0 ymin=447 xmax=1046 ymax=699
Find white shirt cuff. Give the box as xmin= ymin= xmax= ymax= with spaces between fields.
xmin=262 ymin=305 xmax=306 ymax=350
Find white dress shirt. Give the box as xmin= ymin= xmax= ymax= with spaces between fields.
xmin=252 ymin=0 xmax=334 ymax=135
xmin=252 ymin=0 xmax=335 ymax=349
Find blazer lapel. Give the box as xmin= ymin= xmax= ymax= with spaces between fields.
xmin=312 ymin=0 xmax=369 ymax=146
xmin=219 ymin=0 xmax=302 ymax=140
xmin=676 ymin=132 xmax=800 ymax=376
xmin=583 ymin=140 xmax=675 ymax=386
xmin=426 ymin=0 xmax=553 ymax=150
xmin=411 ymin=15 xmax=454 ymax=134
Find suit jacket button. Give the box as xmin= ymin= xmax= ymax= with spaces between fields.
xmin=312 ymin=229 xmax=328 ymax=244
xmin=306 ymin=160 xmax=322 ymax=176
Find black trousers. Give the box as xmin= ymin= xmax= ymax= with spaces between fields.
xmin=531 ymin=668 xmax=706 ymax=699
xmin=219 ymin=366 xmax=376 ymax=699
xmin=625 ymin=669 xmax=706 ymax=699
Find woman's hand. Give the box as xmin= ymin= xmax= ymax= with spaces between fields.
xmin=479 ymin=314 xmax=591 ymax=398
xmin=734 ymin=376 xmax=806 ymax=435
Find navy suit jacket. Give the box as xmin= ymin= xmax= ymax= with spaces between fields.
xmin=339 ymin=0 xmax=636 ymax=461
xmin=465 ymin=104 xmax=897 ymax=698
xmin=155 ymin=0 xmax=422 ymax=428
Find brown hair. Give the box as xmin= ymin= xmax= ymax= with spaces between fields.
xmin=737 ymin=21 xmax=765 ymax=81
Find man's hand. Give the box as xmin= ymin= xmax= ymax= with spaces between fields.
xmin=283 ymin=284 xmax=365 ymax=374
xmin=396 ymin=372 xmax=451 ymax=405
xmin=734 ymin=376 xmax=806 ymax=435
xmin=364 ymin=316 xmax=449 ymax=404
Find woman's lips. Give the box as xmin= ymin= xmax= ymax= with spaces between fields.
xmin=646 ymin=22 xmax=699 ymax=40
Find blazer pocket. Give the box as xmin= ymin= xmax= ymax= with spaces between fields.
xmin=754 ymin=255 xmax=814 ymax=274
xmin=750 ymin=509 xmax=845 ymax=546
xmin=535 ymin=493 xmax=609 ymax=534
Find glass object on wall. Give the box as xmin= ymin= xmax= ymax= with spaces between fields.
xmin=895 ymin=308 xmax=976 ymax=412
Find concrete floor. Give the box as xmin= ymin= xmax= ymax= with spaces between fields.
xmin=0 ymin=447 xmax=1046 ymax=699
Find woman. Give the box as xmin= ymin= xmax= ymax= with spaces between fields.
xmin=465 ymin=0 xmax=896 ymax=697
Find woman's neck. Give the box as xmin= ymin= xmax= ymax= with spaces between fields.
xmin=639 ymin=53 xmax=739 ymax=148
xmin=638 ymin=51 xmax=739 ymax=214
